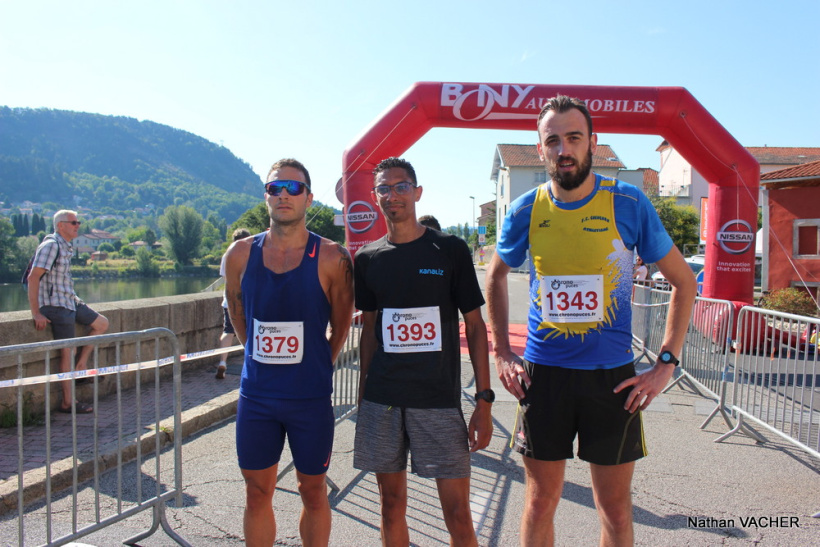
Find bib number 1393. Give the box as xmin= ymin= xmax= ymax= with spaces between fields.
xmin=253 ymin=319 xmax=304 ymax=364
xmin=382 ymin=306 xmax=442 ymax=353
xmin=540 ymin=275 xmax=604 ymax=323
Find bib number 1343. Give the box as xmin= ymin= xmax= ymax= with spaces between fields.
xmin=539 ymin=275 xmax=604 ymax=323
xmin=253 ymin=319 xmax=304 ymax=364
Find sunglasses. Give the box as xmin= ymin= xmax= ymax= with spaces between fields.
xmin=265 ymin=180 xmax=310 ymax=197
xmin=60 ymin=220 xmax=81 ymax=226
xmin=373 ymin=181 xmax=416 ymax=197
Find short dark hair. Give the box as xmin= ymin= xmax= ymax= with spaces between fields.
xmin=267 ymin=158 xmax=311 ymax=188
xmin=373 ymin=157 xmax=417 ymax=186
xmin=536 ymin=95 xmax=593 ymax=136
xmin=232 ymin=228 xmax=251 ymax=241
xmin=418 ymin=215 xmax=442 ymax=231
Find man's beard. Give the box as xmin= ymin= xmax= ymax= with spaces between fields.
xmin=547 ymin=147 xmax=593 ymax=191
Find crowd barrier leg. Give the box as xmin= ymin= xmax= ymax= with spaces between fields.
xmin=274 ymin=312 xmax=362 ymax=495
xmin=0 ymin=328 xmax=190 ymax=546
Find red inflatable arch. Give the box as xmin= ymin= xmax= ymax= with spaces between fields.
xmin=342 ymin=82 xmax=759 ymax=304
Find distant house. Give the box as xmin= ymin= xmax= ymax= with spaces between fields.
xmin=760 ymin=160 xmax=820 ymax=300
xmin=477 ymin=201 xmax=495 ymax=227
xmin=74 ymin=229 xmax=119 ymax=254
xmin=657 ymin=144 xmax=820 ymax=209
xmin=491 ymin=143 xmax=625 ymax=226
xmin=129 ymin=240 xmax=162 ymax=250
xmin=617 ymin=167 xmax=659 ymax=197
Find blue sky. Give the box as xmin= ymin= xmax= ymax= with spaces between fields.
xmin=2 ymin=0 xmax=818 ymax=228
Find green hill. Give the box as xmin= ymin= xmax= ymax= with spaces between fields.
xmin=0 ymin=107 xmax=261 ymax=222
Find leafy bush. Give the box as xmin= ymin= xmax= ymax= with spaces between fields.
xmin=759 ymin=288 xmax=819 ymax=318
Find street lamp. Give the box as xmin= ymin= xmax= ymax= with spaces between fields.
xmin=469 ymin=196 xmax=476 ymax=256
xmin=469 ymin=195 xmax=476 ymax=237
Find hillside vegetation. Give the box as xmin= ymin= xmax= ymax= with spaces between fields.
xmin=0 ymin=107 xmax=260 ymax=221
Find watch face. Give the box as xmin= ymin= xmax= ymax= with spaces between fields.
xmin=660 ymin=351 xmax=677 ymax=364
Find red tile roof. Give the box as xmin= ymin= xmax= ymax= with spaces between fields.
xmin=496 ymin=144 xmax=625 ymax=169
xmin=639 ymin=168 xmax=659 ymax=186
xmin=760 ymin=159 xmax=820 ymax=188
xmin=746 ymin=147 xmax=820 ymax=165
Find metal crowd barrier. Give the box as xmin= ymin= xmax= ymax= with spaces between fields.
xmin=631 ymin=284 xmax=736 ymax=429
xmin=276 ymin=311 xmax=363 ymax=490
xmin=0 ymin=328 xmax=189 ymax=547
xmin=717 ymin=306 xmax=820 ymax=460
xmin=631 ymin=282 xmax=672 ymax=364
xmin=679 ymin=296 xmax=735 ymax=430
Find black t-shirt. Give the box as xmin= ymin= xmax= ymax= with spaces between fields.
xmin=354 ymin=228 xmax=484 ymax=408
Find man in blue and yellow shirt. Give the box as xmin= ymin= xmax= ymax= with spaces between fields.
xmin=487 ymin=95 xmax=697 ymax=546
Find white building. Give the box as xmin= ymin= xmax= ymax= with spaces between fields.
xmin=74 ymin=229 xmax=119 ymax=254
xmin=657 ymin=144 xmax=820 ymax=208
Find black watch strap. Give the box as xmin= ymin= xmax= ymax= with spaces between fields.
xmin=659 ymin=350 xmax=680 ymax=367
xmin=475 ymin=389 xmax=495 ymax=403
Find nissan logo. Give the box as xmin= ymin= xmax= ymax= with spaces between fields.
xmin=346 ymin=200 xmax=378 ymax=234
xmin=717 ymin=219 xmax=754 ymax=255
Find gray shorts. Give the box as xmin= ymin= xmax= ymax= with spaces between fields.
xmin=353 ymin=399 xmax=470 ymax=479
xmin=41 ymin=303 xmax=99 ymax=340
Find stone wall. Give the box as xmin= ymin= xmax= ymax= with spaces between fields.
xmin=0 ymin=292 xmax=224 ymax=412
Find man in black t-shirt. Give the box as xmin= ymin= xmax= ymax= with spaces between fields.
xmin=353 ymin=157 xmax=493 ymax=547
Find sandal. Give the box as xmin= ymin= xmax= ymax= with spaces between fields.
xmin=58 ymin=401 xmax=94 ymax=414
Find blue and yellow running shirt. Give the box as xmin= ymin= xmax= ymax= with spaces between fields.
xmin=496 ymin=175 xmax=673 ymax=370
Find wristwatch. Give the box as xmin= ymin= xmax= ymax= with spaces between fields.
xmin=474 ymin=389 xmax=496 ymax=403
xmin=659 ymin=350 xmax=680 ymax=367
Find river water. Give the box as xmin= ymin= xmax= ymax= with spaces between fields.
xmin=0 ymin=277 xmax=220 ymax=313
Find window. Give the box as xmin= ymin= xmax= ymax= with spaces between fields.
xmin=534 ymin=171 xmax=547 ymax=183
xmin=793 ymin=220 xmax=820 ymax=258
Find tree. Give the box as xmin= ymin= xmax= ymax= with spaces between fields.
xmin=232 ymin=202 xmax=269 ymax=234
xmin=232 ymin=200 xmax=344 ymax=243
xmin=200 ymin=220 xmax=222 ymax=255
xmin=207 ymin=212 xmax=227 ymax=242
xmin=159 ymin=205 xmax=204 ymax=265
xmin=485 ymin=217 xmax=497 ymax=246
xmin=135 ymin=246 xmax=160 ymax=277
xmin=650 ymin=197 xmax=699 ymax=252
xmin=306 ymin=204 xmax=344 ymax=243
xmin=0 ymin=218 xmax=20 ymax=281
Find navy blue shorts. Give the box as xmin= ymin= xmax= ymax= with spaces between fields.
xmin=222 ymin=307 xmax=235 ymax=335
xmin=236 ymin=394 xmax=334 ymax=475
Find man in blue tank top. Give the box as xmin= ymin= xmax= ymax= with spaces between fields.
xmin=223 ymin=158 xmax=354 ymax=547
xmin=486 ymin=96 xmax=697 ymax=546
xmin=353 ymin=157 xmax=493 ymax=547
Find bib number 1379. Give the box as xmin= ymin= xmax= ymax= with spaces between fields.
xmin=253 ymin=319 xmax=304 ymax=364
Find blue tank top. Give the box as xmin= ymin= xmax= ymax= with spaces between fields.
xmin=240 ymin=231 xmax=333 ymax=399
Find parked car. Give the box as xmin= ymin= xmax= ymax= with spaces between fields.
xmin=651 ymin=256 xmax=705 ymax=290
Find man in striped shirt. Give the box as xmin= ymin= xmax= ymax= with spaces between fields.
xmin=28 ymin=210 xmax=109 ymax=414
